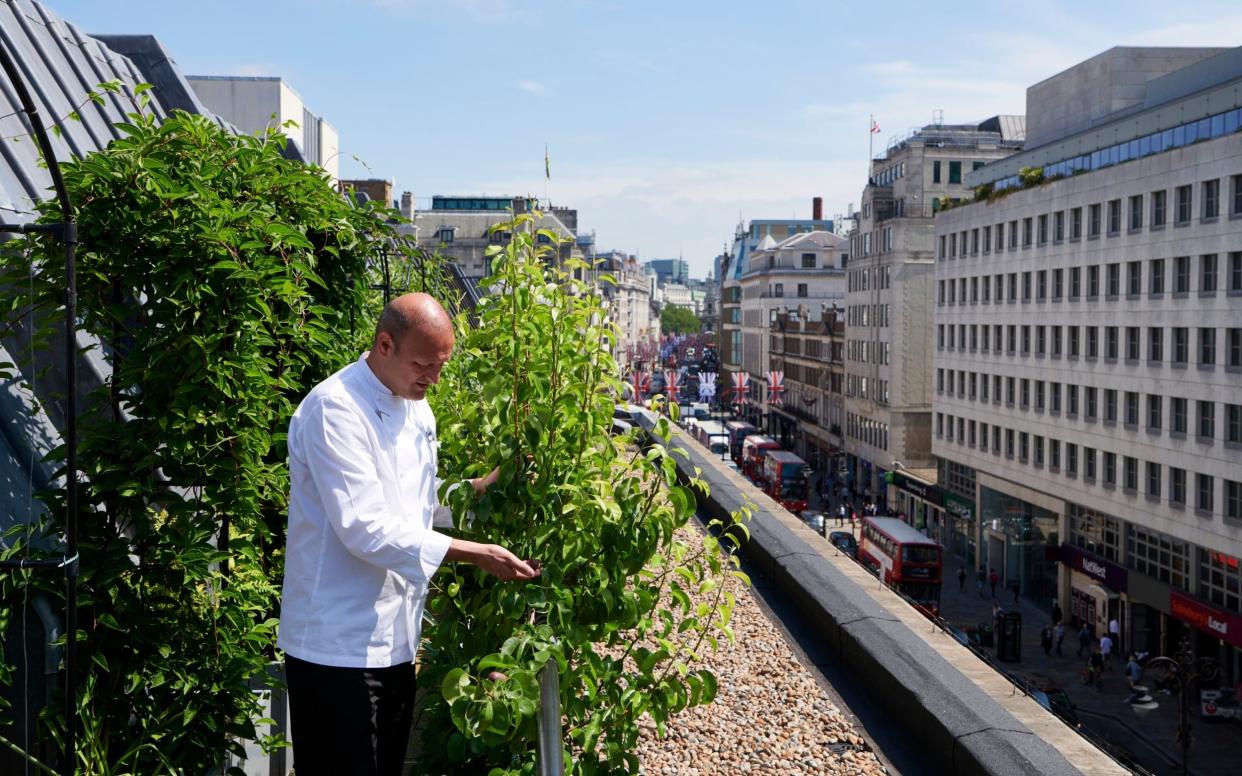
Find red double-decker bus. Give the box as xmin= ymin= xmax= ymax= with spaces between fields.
xmin=859 ymin=517 xmax=942 ymax=617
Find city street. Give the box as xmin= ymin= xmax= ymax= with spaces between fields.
xmin=797 ymin=477 xmax=1242 ymax=776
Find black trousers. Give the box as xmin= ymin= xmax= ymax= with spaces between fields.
xmin=286 ymin=655 xmax=417 ymax=776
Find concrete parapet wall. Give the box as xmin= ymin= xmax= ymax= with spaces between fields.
xmin=634 ymin=411 xmax=1125 ymax=776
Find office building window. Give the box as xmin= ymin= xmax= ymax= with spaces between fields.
xmin=1172 ymin=397 xmax=1187 ymax=434
xmin=1054 ymin=211 xmax=1064 ymax=242
xmin=1126 ymin=327 xmax=1140 ymax=361
xmin=1127 ymin=261 xmax=1141 ymax=296
xmin=1023 ymin=217 xmax=1033 ymax=247
xmin=1038 ymin=214 xmax=1048 ymax=245
xmin=1171 ymin=468 xmax=1187 ymax=506
xmin=1107 ymin=263 xmax=1120 ymax=296
xmin=1233 ymin=174 xmax=1242 ymax=216
xmin=1200 ymin=327 xmax=1216 ymax=366
xmin=1066 ymin=443 xmax=1078 ymax=477
xmin=1152 ymin=189 xmax=1167 ymax=228
xmin=1088 ymin=203 xmax=1101 ymax=237
xmin=1149 ymin=327 xmax=1163 ymax=362
xmin=1124 ymin=456 xmax=1137 ymax=491
xmin=1203 ymin=179 xmax=1220 ymax=220
xmin=1068 ymin=384 xmax=1079 ymax=416
xmin=1148 ymin=395 xmax=1162 ymax=430
xmin=1070 ymin=267 xmax=1081 ymax=299
xmin=1227 ymin=482 xmax=1242 ymax=522
xmin=1173 ymin=327 xmax=1188 ymax=364
xmin=1050 ymin=382 xmax=1061 ymax=413
xmin=1231 ymin=328 xmax=1242 ymax=368
xmin=1104 ymin=389 xmax=1117 ymax=423
xmin=1147 ymin=462 xmax=1162 ymax=497
xmin=1071 ymin=207 xmax=1082 ymax=240
xmin=1176 ymin=184 xmax=1192 ymax=224
xmin=1202 ymin=254 xmax=1218 ymax=294
xmin=949 ymin=161 xmax=961 ymax=184
xmin=933 ymin=160 xmax=941 ymax=183
xmin=1197 ymin=474 xmax=1215 ymax=513
xmin=1107 ymin=199 xmax=1121 ymax=234
xmin=1150 ymin=259 xmax=1165 ymax=295
xmin=1231 ymin=252 xmax=1242 ymax=292
xmin=1227 ymin=403 xmax=1242 ymax=444
xmin=797 ymin=283 xmax=808 ymax=297
xmin=1129 ymin=195 xmax=1143 ymax=230
xmin=1199 ymin=400 xmax=1215 ymax=439
xmin=1088 ymin=265 xmax=1100 ymax=298
xmin=1128 ymin=525 xmax=1189 ymax=589
xmin=1125 ymin=391 xmax=1139 ymax=426
xmin=1175 ymin=256 xmax=1191 ymax=293
xmin=1053 ymin=268 xmax=1064 ymax=299
xmin=1084 ymin=446 xmax=1096 ymax=481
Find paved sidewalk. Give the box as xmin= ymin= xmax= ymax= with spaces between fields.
xmin=935 ymin=555 xmax=1242 ymax=775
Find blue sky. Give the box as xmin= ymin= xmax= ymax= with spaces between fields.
xmin=52 ymin=0 xmax=1242 ymax=277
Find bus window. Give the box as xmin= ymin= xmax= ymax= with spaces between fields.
xmin=902 ymin=546 xmax=939 ymax=565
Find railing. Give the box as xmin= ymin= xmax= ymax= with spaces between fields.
xmin=873 ymin=202 xmax=937 ymax=222
xmin=536 ymin=659 xmax=564 ymax=776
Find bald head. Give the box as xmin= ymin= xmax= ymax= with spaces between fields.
xmin=374 ymin=293 xmax=453 ymax=351
xmin=367 ymin=293 xmax=455 ymax=400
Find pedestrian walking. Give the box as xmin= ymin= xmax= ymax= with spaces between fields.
xmin=988 ymin=567 xmax=999 ymax=598
xmin=976 ymin=567 xmax=985 ymax=598
xmin=1051 ymin=600 xmax=1063 ymax=625
xmin=1077 ymin=623 xmax=1093 ymax=657
xmin=1100 ymin=633 xmax=1114 ymax=671
xmin=1108 ymin=616 xmax=1121 ymax=654
xmin=1054 ymin=622 xmax=1065 ymax=656
xmin=1011 ymin=579 xmax=1020 ymax=605
xmin=850 ymin=509 xmax=858 ymax=524
xmin=957 ymin=565 xmax=967 ymax=593
xmin=1040 ymin=624 xmax=1053 ymax=657
xmin=1086 ymin=647 xmax=1104 ymax=692
xmin=837 ymin=504 xmax=846 ymax=526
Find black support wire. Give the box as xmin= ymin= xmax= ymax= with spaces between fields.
xmin=0 ymin=37 xmax=79 ymax=776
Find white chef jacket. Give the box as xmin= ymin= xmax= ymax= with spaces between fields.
xmin=278 ymin=354 xmax=454 ymax=668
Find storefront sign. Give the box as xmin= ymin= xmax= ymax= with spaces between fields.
xmin=889 ymin=471 xmax=945 ymax=506
xmin=1059 ymin=544 xmax=1128 ymax=593
xmin=945 ymin=493 xmax=974 ymax=522
xmin=1169 ymin=591 xmax=1242 ymax=649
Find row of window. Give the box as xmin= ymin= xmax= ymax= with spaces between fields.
xmin=938 ymin=253 xmax=1242 ymax=306
xmin=847 ymin=304 xmax=890 ymax=328
xmin=936 ymin=322 xmax=1242 ymax=369
xmin=988 ymin=107 xmax=1242 ymax=192
xmin=848 ymin=265 xmax=892 ymax=293
xmin=935 ymin=370 xmax=1242 ymax=445
xmin=935 ymin=413 xmax=1241 ymax=519
xmin=845 ymin=373 xmax=889 ymax=404
xmin=1069 ymin=504 xmax=1242 ymax=613
xmin=940 ymin=177 xmax=1240 ymax=261
xmin=846 ymin=411 xmax=888 ymax=451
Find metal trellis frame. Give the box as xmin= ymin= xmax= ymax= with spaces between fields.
xmin=0 ymin=35 xmax=79 ymax=776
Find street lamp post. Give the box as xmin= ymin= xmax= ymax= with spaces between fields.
xmin=1141 ymin=637 xmax=1220 ymax=776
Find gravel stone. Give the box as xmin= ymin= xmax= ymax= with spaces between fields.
xmin=633 ymin=526 xmax=888 ymax=775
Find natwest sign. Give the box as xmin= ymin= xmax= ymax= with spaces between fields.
xmin=1170 ymin=592 xmax=1242 ymax=649
xmin=1060 ymin=544 xmax=1128 ymax=593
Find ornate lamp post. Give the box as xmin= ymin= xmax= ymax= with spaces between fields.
xmin=1140 ymin=637 xmax=1220 ymax=776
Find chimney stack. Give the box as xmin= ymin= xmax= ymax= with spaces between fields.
xmin=400 ymin=191 xmax=413 ymax=219
xmin=812 ymin=196 xmax=823 ymax=221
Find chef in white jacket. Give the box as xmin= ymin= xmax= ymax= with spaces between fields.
xmin=278 ymin=292 xmax=538 ymax=776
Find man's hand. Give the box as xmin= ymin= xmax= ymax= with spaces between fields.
xmin=470 ymin=466 xmax=501 ymax=495
xmin=446 ymin=539 xmax=540 ymax=581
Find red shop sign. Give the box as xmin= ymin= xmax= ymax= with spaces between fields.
xmin=1169 ymin=591 xmax=1242 ymax=649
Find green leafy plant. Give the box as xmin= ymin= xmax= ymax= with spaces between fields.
xmin=0 ymin=103 xmax=451 ymax=773
xmin=421 ymin=213 xmax=748 ymax=774
xmin=1018 ymin=165 xmax=1045 ymax=187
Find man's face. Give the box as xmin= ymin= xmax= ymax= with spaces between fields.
xmin=373 ymin=328 xmax=454 ymax=400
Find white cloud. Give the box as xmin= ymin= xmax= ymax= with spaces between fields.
xmin=517 ymin=80 xmax=548 ymax=95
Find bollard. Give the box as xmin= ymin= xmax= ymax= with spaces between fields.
xmin=536 ymin=658 xmax=564 ymax=776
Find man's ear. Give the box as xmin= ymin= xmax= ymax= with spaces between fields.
xmin=375 ymin=331 xmax=394 ymax=355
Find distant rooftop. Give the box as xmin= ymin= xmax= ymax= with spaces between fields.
xmin=882 ymin=115 xmax=1024 ymax=159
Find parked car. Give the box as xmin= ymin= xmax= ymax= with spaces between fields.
xmin=828 ymin=531 xmax=858 ymax=558
xmin=802 ymin=511 xmax=826 ymax=535
xmin=1017 ymin=673 xmax=1082 ymax=729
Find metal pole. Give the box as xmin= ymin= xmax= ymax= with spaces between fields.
xmin=0 ymin=36 xmax=78 ymax=776
xmin=536 ymin=658 xmax=564 ymax=776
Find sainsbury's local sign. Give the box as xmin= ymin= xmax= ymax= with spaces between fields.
xmin=1170 ymin=591 xmax=1242 ymax=649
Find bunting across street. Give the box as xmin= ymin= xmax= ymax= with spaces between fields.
xmin=663 ymin=369 xmax=681 ymax=403
xmin=630 ymin=370 xmax=650 ymax=403
xmin=767 ymin=371 xmax=785 ymax=407
xmin=731 ymin=372 xmax=750 ymax=406
xmin=698 ymin=372 xmax=716 ymax=402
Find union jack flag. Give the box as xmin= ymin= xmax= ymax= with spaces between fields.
xmin=664 ymin=369 xmax=681 ymax=402
xmin=767 ymin=371 xmax=785 ymax=407
xmin=698 ymin=372 xmax=716 ymax=402
xmin=630 ymin=370 xmax=650 ymax=402
xmin=731 ymin=372 xmax=750 ymax=405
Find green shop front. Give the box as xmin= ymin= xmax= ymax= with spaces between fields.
xmin=885 ymin=471 xmax=977 ymax=568
xmin=980 ymin=482 xmax=1060 ymax=613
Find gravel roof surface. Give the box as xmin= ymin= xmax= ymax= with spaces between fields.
xmin=634 ymin=526 xmax=888 ymax=776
